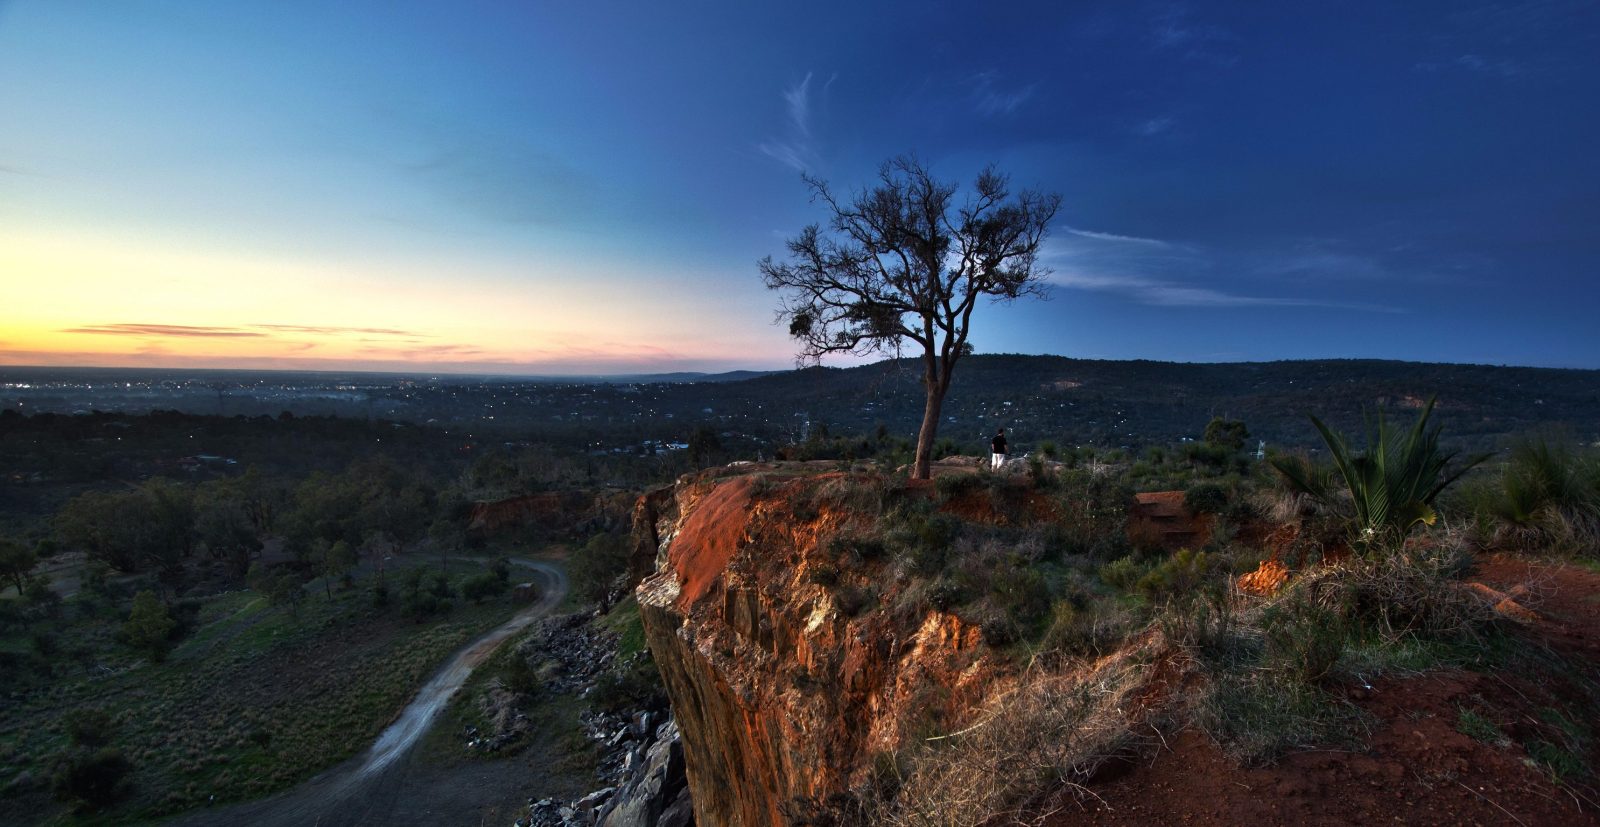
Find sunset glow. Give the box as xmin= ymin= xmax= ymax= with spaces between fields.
xmin=2 ymin=1 xmax=1597 ymax=373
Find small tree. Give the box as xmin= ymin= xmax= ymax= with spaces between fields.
xmin=0 ymin=538 xmax=37 ymax=595
xmin=122 ymin=590 xmax=175 ymax=662
xmin=1203 ymin=417 xmax=1250 ymax=451
xmin=318 ymin=539 xmax=358 ymax=601
xmin=761 ymin=156 xmax=1060 ymax=479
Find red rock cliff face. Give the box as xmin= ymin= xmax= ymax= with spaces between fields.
xmin=635 ymin=470 xmax=1010 ymax=826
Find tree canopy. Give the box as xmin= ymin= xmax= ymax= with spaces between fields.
xmin=761 ymin=156 xmax=1060 ymax=478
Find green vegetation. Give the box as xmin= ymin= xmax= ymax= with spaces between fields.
xmin=1271 ymin=398 xmax=1489 ymax=549
xmin=1461 ymin=436 xmax=1600 ymax=555
xmin=0 ymin=554 xmax=527 ymax=823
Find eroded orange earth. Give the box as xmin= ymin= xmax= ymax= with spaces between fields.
xmin=1068 ymin=554 xmax=1600 ymax=826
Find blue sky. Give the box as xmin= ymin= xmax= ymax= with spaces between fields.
xmin=2 ymin=0 xmax=1597 ymax=373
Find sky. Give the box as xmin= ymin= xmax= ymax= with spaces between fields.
xmin=2 ymin=0 xmax=1597 ymax=375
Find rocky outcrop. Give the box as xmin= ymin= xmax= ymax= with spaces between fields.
xmin=635 ymin=470 xmax=1011 ymax=826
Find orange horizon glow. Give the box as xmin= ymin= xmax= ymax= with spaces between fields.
xmin=0 ymin=226 xmax=791 ymax=376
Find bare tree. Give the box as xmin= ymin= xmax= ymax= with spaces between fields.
xmin=760 ymin=156 xmax=1061 ymax=479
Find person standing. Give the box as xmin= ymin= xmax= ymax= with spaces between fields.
xmin=990 ymin=428 xmax=1008 ymax=470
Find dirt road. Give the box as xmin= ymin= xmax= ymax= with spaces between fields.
xmin=168 ymin=558 xmax=568 ymax=827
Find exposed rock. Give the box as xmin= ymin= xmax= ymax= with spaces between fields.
xmin=596 ymin=719 xmax=688 ymax=826
xmin=635 ymin=470 xmax=1011 ymax=826
xmin=525 ymin=714 xmax=692 ymax=827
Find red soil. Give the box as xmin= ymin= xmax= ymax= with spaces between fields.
xmin=1058 ymin=554 xmax=1600 ymax=826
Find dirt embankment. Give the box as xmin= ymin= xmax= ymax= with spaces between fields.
xmin=1068 ymin=554 xmax=1600 ymax=826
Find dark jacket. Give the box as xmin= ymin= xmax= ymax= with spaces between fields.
xmin=991 ymin=433 xmax=1007 ymax=454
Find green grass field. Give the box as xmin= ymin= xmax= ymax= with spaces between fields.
xmin=0 ymin=555 xmax=533 ymax=825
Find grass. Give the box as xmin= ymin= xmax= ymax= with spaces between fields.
xmin=0 ymin=556 xmax=528 ymax=825
xmin=1455 ymin=707 xmax=1509 ymax=747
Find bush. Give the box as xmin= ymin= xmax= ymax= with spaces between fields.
xmin=122 ymin=590 xmax=175 ymax=662
xmin=887 ymin=512 xmax=961 ymax=577
xmin=1184 ymin=482 xmax=1229 ymax=515
xmin=590 ymin=655 xmax=667 ymax=714
xmin=1136 ymin=549 xmax=1218 ymax=603
xmin=1097 ymin=555 xmax=1146 ymax=591
xmin=461 ymin=572 xmax=507 ymax=604
xmin=990 ymin=563 xmax=1051 ymax=630
xmin=501 ymin=655 xmax=540 ymax=697
xmin=933 ymin=472 xmax=983 ymax=503
xmin=1289 ymin=544 xmax=1489 ymax=644
xmin=64 ymin=709 xmax=117 ymax=748
xmin=1261 ymin=599 xmax=1345 ymax=684
xmin=571 ymin=531 xmax=630 ymax=604
xmin=1198 ymin=672 xmax=1366 ymax=766
xmin=52 ymin=747 xmax=132 ymax=811
xmin=1042 ymin=600 xmax=1143 ymax=658
xmin=923 ymin=579 xmax=966 ymax=612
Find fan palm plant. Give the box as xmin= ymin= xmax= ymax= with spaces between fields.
xmin=1270 ymin=397 xmax=1489 ymax=550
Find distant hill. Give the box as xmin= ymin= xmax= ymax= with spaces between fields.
xmin=702 ymin=355 xmax=1600 ymax=453
xmin=4 ymin=356 xmax=1595 ymax=453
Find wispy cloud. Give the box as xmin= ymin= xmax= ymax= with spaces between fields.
xmin=759 ymin=73 xmax=830 ymax=173
xmin=1414 ymin=53 xmax=1523 ymax=77
xmin=63 ymin=324 xmax=267 ymax=338
xmin=63 ymin=323 xmax=428 ymax=339
xmin=968 ymin=71 xmax=1036 ymax=117
xmin=1041 ymin=232 xmax=1402 ymax=312
xmin=1149 ymin=4 xmax=1237 ymax=64
xmin=1134 ymin=117 xmax=1175 ymax=137
xmin=1065 ymin=227 xmax=1172 ymax=246
xmin=253 ymin=324 xmax=425 ymax=337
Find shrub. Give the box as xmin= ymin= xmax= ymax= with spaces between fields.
xmin=1289 ymin=543 xmax=1489 ymax=644
xmin=1043 ymin=600 xmax=1140 ymax=658
xmin=933 ymin=472 xmax=983 ymax=503
xmin=1473 ymin=437 xmax=1600 ymax=552
xmin=1136 ymin=549 xmax=1217 ymax=603
xmin=122 ymin=590 xmax=175 ymax=662
xmin=65 ymin=709 xmax=117 ymax=748
xmin=1198 ymin=671 xmax=1366 ymax=766
xmin=1270 ymin=398 xmax=1488 ymax=549
xmin=990 ymin=563 xmax=1052 ymax=630
xmin=872 ymin=648 xmax=1152 ymax=826
xmin=923 ymin=579 xmax=966 ymax=612
xmin=461 ymin=572 xmax=507 ymax=604
xmin=887 ymin=513 xmax=961 ymax=577
xmin=501 ymin=655 xmax=540 ymax=697
xmin=590 ymin=655 xmax=666 ymax=714
xmin=1261 ymin=599 xmax=1345 ymax=684
xmin=571 ymin=531 xmax=630 ymax=604
xmin=1184 ymin=482 xmax=1229 ymax=515
xmin=1097 ymin=555 xmax=1145 ymax=591
xmin=52 ymin=747 xmax=133 ymax=811
xmin=836 ymin=584 xmax=877 ymax=618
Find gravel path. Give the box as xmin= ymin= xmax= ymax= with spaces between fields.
xmin=167 ymin=558 xmax=569 ymax=827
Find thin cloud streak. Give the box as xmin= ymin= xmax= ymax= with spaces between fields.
xmin=63 ymin=324 xmax=267 ymax=338
xmin=1042 ymin=233 xmax=1402 ymax=312
xmin=62 ymin=323 xmax=428 ymax=339
xmin=1065 ymin=227 xmax=1172 ymax=246
xmin=759 ymin=73 xmax=827 ymax=172
xmin=969 ymin=71 xmax=1036 ymax=117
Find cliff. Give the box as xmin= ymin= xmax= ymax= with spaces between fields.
xmin=634 ymin=468 xmax=1016 ymax=825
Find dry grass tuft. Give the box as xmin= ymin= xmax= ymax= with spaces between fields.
xmin=872 ymin=638 xmax=1166 ymax=827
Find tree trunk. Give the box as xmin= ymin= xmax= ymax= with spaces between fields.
xmin=912 ymin=379 xmax=948 ymax=480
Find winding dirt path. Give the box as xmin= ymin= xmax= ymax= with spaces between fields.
xmin=168 ymin=558 xmax=568 ymax=827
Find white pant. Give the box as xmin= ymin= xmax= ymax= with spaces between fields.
xmin=991 ymin=453 xmax=1006 ymax=470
